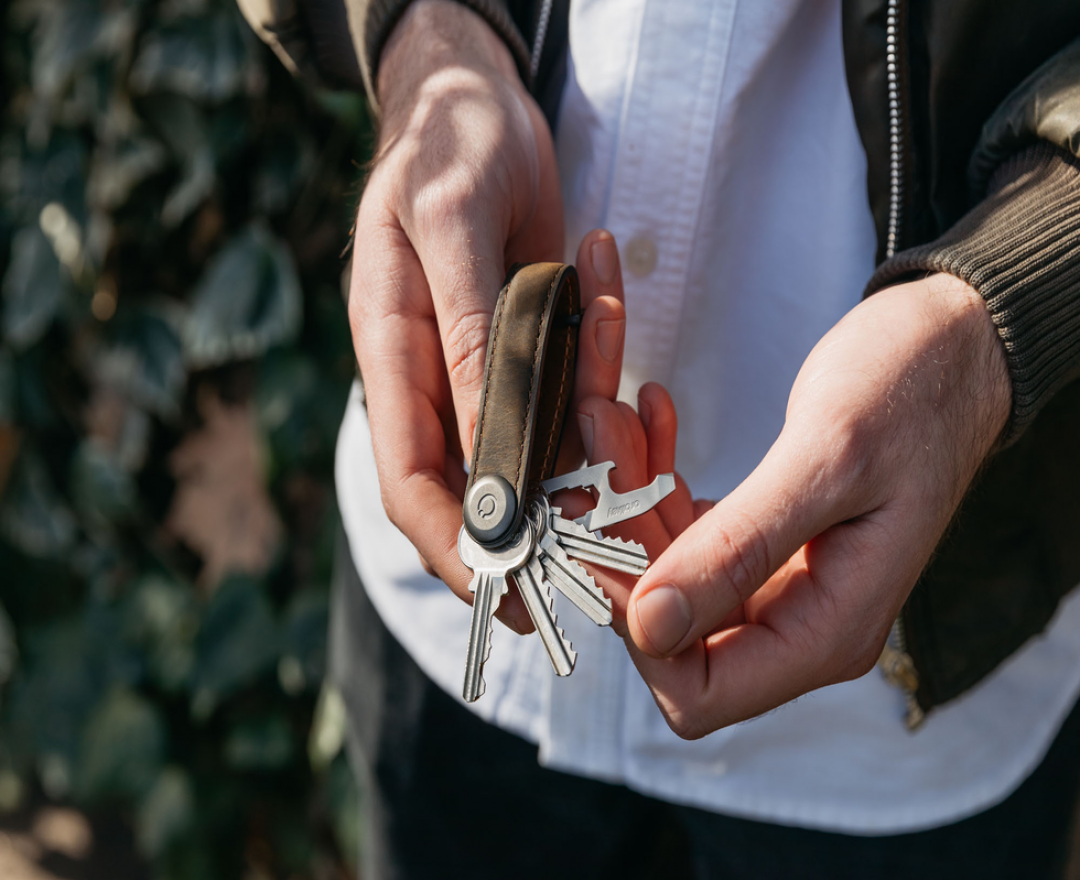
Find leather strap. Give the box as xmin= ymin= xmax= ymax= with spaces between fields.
xmin=463 ymin=263 xmax=580 ymax=546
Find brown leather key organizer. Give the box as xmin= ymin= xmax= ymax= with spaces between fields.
xmin=456 ymin=261 xmax=674 ymax=702
xmin=462 ymin=262 xmax=581 ymax=546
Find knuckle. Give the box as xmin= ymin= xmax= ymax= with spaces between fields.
xmin=416 ymin=169 xmax=486 ymax=230
xmin=818 ymin=414 xmax=880 ymax=503
xmin=379 ymin=481 xmax=404 ymax=530
xmin=659 ymin=703 xmax=708 ymax=741
xmin=829 ymin=627 xmax=888 ymax=684
xmin=444 ymin=309 xmax=492 ymax=392
xmin=701 ymin=512 xmax=772 ymax=605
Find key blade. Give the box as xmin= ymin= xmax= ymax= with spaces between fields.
xmin=463 ymin=572 xmax=502 ymax=702
xmin=540 ymin=533 xmax=613 ymax=625
xmin=552 ymin=516 xmax=650 ymax=576
xmin=514 ymin=557 xmax=576 ymax=676
xmin=541 ymin=462 xmax=676 ymax=531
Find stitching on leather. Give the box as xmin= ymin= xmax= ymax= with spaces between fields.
xmin=520 ymin=270 xmax=562 ymax=489
xmin=540 ymin=280 xmax=573 ymax=480
xmin=473 ymin=287 xmax=506 ymax=475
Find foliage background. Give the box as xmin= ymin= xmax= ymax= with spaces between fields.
xmin=0 ymin=0 xmax=371 ymax=875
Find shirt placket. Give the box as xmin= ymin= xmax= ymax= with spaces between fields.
xmin=544 ymin=0 xmax=739 ymax=780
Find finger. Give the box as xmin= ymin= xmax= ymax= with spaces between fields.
xmin=576 ymin=396 xmax=671 ymax=627
xmin=636 ymin=382 xmax=695 ymax=538
xmin=692 ymin=498 xmax=715 ymax=521
xmin=351 ymin=219 xmax=532 ymax=632
xmin=627 ymin=431 xmax=850 ymax=658
xmin=410 ymin=208 xmax=508 ymax=461
xmin=558 ymin=230 xmax=627 ymax=470
xmin=577 ymin=231 xmax=626 ymax=403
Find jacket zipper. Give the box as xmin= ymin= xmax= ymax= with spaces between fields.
xmin=879 ymin=620 xmax=925 ymax=730
xmin=884 ymin=0 xmax=904 ymax=258
xmin=530 ymin=0 xmax=554 ymax=81
xmin=877 ymin=0 xmax=925 ymax=730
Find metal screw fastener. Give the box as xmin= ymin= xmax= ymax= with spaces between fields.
xmin=464 ymin=475 xmax=516 ymax=544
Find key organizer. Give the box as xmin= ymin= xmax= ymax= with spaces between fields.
xmin=457 ymin=262 xmax=675 ymax=702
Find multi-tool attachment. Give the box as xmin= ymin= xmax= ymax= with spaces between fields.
xmin=542 ymin=461 xmax=677 ymax=533
xmin=455 ymin=262 xmax=676 ymax=702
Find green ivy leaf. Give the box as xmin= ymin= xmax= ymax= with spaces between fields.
xmin=223 ymin=713 xmax=294 ymax=771
xmin=279 ymin=589 xmax=328 ymax=695
xmin=191 ymin=574 xmax=279 ymax=717
xmin=28 ymin=3 xmax=135 ymax=108
xmin=183 ymin=224 xmax=301 ymax=369
xmin=0 ymin=449 xmax=77 ymax=558
xmin=0 ymin=348 xmax=15 ymax=423
xmin=5 ymin=606 xmax=139 ymax=784
xmin=0 ymin=599 xmax=17 ymax=696
xmin=99 ymin=305 xmax=186 ymax=419
xmin=140 ymin=93 xmax=215 ymax=227
xmin=87 ymin=135 xmax=168 ymax=212
xmin=76 ymin=687 xmax=166 ymax=802
xmin=128 ymin=8 xmax=258 ymax=103
xmin=124 ymin=575 xmax=198 ymax=694
xmin=71 ymin=439 xmax=139 ymax=529
xmin=2 ymin=226 xmax=68 ymax=350
xmin=136 ymin=766 xmax=195 ymax=859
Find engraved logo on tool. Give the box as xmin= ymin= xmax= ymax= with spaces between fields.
xmin=607 ymin=500 xmax=639 ymax=519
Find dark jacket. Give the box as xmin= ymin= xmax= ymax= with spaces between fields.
xmin=248 ymin=0 xmax=1080 ymax=726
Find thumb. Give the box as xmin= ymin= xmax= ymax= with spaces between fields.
xmin=626 ymin=435 xmax=847 ymax=657
xmin=413 ymin=214 xmax=509 ymax=460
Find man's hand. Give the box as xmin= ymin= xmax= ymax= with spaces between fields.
xmin=612 ymin=274 xmax=1012 ymax=739
xmin=347 ymin=0 xmax=627 ymax=630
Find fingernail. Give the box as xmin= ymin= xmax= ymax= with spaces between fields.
xmin=577 ymin=413 xmax=594 ymax=460
xmin=638 ymin=396 xmax=653 ymax=431
xmin=596 ymin=318 xmax=625 ymax=364
xmin=590 ymin=237 xmax=618 ymax=286
xmin=636 ymin=585 xmax=692 ymax=654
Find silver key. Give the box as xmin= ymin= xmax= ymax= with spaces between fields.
xmin=538 ymin=528 xmax=613 ymax=626
xmin=458 ymin=522 xmax=536 ymax=702
xmin=541 ymin=461 xmax=676 ymax=532
xmin=514 ymin=554 xmax=576 ymax=676
xmin=529 ymin=492 xmax=613 ymax=625
xmin=549 ymin=507 xmax=650 ymax=576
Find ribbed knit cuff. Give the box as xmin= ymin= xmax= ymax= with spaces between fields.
xmin=357 ymin=0 xmax=532 ymax=111
xmin=866 ymin=143 xmax=1080 ymax=445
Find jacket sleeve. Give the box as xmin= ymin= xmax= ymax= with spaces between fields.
xmin=866 ymin=37 xmax=1080 ymax=445
xmin=239 ymin=0 xmax=532 ymax=110
xmin=237 ymin=0 xmax=365 ymax=91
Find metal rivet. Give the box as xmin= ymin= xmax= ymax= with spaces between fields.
xmin=463 ymin=475 xmax=516 ymax=544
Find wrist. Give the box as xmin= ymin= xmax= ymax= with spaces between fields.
xmin=916 ymin=272 xmax=1012 ymax=453
xmin=378 ymin=1 xmax=522 ymax=118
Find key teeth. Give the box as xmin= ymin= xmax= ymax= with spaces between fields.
xmin=544 ymin=594 xmax=576 ymax=672
xmin=552 ymin=508 xmax=646 ymax=551
xmin=540 ymin=550 xmax=613 ymax=627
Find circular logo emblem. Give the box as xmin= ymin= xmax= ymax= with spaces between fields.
xmin=476 ymin=493 xmax=498 ymax=519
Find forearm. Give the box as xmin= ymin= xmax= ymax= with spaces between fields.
xmin=377 ymin=0 xmax=522 ymax=123
xmin=348 ymin=0 xmax=530 ymax=109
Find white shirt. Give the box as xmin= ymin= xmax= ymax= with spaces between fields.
xmin=337 ymin=0 xmax=1080 ymax=833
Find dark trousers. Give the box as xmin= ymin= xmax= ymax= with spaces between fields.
xmin=330 ymin=534 xmax=1080 ymax=880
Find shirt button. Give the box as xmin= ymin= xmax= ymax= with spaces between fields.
xmin=624 ymin=235 xmax=658 ymax=278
